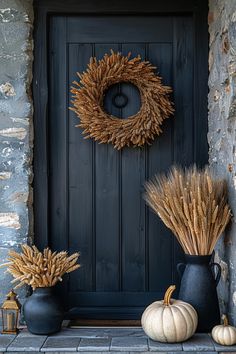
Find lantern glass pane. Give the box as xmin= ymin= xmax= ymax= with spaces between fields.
xmin=2 ymin=309 xmax=18 ymax=333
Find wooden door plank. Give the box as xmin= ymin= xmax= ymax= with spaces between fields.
xmin=49 ymin=17 xmax=68 ymax=252
xmin=173 ymin=16 xmax=194 ymax=166
xmin=68 ymin=43 xmax=94 ymax=292
xmin=120 ymin=44 xmax=146 ymax=292
xmin=94 ymin=43 xmax=121 ymax=292
xmin=172 ymin=16 xmax=194 ymax=281
xmin=147 ymin=42 xmax=174 ymax=292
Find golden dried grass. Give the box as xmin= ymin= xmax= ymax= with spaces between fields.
xmin=70 ymin=50 xmax=174 ymax=150
xmin=144 ymin=166 xmax=231 ymax=255
xmin=1 ymin=245 xmax=80 ymax=290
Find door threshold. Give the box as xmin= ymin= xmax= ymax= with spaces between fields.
xmin=68 ymin=319 xmax=141 ymax=327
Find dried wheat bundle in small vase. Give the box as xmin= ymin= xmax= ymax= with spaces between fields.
xmin=144 ymin=166 xmax=231 ymax=255
xmin=1 ymin=245 xmax=80 ymax=290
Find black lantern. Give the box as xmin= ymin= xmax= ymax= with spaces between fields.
xmin=1 ymin=290 xmax=21 ymax=334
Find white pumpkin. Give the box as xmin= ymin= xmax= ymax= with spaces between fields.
xmin=141 ymin=285 xmax=198 ymax=343
xmin=212 ymin=315 xmax=236 ymax=346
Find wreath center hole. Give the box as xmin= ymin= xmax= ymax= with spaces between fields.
xmin=103 ymin=82 xmax=141 ymax=119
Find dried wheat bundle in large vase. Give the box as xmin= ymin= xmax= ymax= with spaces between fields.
xmin=1 ymin=245 xmax=80 ymax=290
xmin=144 ymin=166 xmax=231 ymax=255
xmin=70 ymin=51 xmax=174 ymax=150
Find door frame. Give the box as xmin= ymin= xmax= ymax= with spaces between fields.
xmin=33 ymin=0 xmax=208 ymax=250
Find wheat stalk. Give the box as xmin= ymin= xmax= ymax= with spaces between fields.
xmin=144 ymin=166 xmax=232 ymax=255
xmin=0 ymin=245 xmax=80 ymax=290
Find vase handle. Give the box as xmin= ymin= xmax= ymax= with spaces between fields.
xmin=210 ymin=262 xmax=221 ymax=286
xmin=177 ymin=263 xmax=186 ymax=279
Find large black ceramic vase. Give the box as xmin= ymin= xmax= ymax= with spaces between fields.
xmin=23 ymin=287 xmax=64 ymax=335
xmin=177 ymin=255 xmax=221 ymax=333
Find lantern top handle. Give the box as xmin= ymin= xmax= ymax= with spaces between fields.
xmin=7 ymin=290 xmax=17 ymax=299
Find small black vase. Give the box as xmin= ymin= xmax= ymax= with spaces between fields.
xmin=177 ymin=254 xmax=221 ymax=333
xmin=23 ymin=287 xmax=64 ymax=335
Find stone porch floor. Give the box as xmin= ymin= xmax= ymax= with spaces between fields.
xmin=0 ymin=326 xmax=236 ymax=354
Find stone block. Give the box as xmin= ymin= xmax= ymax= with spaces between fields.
xmin=78 ymin=338 xmax=111 ymax=351
xmin=73 ymin=352 xmax=115 ymax=354
xmin=149 ymin=350 xmax=217 ymax=354
xmin=7 ymin=335 xmax=47 ymax=351
xmin=148 ymin=338 xmax=182 ymax=351
xmin=103 ymin=327 xmax=146 ymax=338
xmin=0 ymin=56 xmax=30 ymax=84
xmin=40 ymin=352 xmax=82 ymax=354
xmin=42 ymin=337 xmax=81 ymax=352
xmin=182 ymin=334 xmax=215 ymax=351
xmin=213 ymin=342 xmax=236 ymax=352
xmin=130 ymin=352 xmax=153 ymax=354
xmin=110 ymin=336 xmax=148 ymax=351
xmin=182 ymin=352 xmax=217 ymax=354
xmin=56 ymin=327 xmax=146 ymax=339
xmin=17 ymin=329 xmax=41 ymax=337
xmin=7 ymin=352 xmax=40 ymax=354
xmin=0 ymin=4 xmax=33 ymax=23
xmin=0 ymin=334 xmax=15 ymax=351
xmin=0 ymin=22 xmax=31 ymax=56
xmin=40 ymin=352 xmax=86 ymax=354
xmin=50 ymin=328 xmax=108 ymax=338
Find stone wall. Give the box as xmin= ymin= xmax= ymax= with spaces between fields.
xmin=0 ymin=0 xmax=33 ymax=302
xmin=208 ymin=0 xmax=236 ymax=324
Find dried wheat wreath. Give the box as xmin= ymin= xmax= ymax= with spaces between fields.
xmin=70 ymin=51 xmax=174 ymax=150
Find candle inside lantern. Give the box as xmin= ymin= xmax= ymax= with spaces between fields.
xmin=6 ymin=312 xmax=15 ymax=331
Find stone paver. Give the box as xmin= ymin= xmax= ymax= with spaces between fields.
xmin=182 ymin=352 xmax=217 ymax=354
xmin=42 ymin=337 xmax=81 ymax=352
xmin=40 ymin=352 xmax=83 ymax=354
xmin=41 ymin=353 xmax=129 ymax=354
xmin=7 ymin=352 xmax=40 ymax=354
xmin=51 ymin=328 xmax=146 ymax=339
xmin=182 ymin=334 xmax=215 ymax=351
xmin=7 ymin=335 xmax=47 ymax=352
xmin=0 ymin=335 xmax=16 ymax=352
xmin=148 ymin=338 xmax=182 ymax=351
xmin=51 ymin=329 xmax=108 ymax=338
xmin=78 ymin=338 xmax=111 ymax=351
xmin=213 ymin=341 xmax=236 ymax=352
xmin=111 ymin=336 xmax=148 ymax=352
xmin=17 ymin=330 xmax=38 ymax=338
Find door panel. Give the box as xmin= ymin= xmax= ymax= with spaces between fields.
xmin=48 ymin=13 xmax=207 ymax=318
xmin=67 ymin=16 xmax=173 ymax=43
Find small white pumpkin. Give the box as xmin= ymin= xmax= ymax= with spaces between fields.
xmin=212 ymin=315 xmax=236 ymax=346
xmin=141 ymin=285 xmax=198 ymax=343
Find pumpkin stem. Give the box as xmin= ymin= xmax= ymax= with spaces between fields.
xmin=163 ymin=285 xmax=176 ymax=306
xmin=222 ymin=314 xmax=229 ymax=326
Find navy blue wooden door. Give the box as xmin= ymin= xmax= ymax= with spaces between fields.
xmin=48 ymin=13 xmax=208 ymax=318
